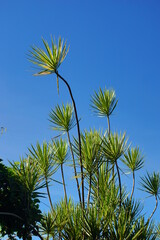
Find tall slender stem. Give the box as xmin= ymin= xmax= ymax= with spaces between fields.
xmin=67 ymin=131 xmax=82 ymax=204
xmin=115 ymin=160 xmax=122 ymax=209
xmin=56 ymin=71 xmax=84 ymax=209
xmin=46 ymin=179 xmax=54 ymax=213
xmin=130 ymin=171 xmax=135 ymax=202
xmin=61 ymin=163 xmax=67 ymax=205
xmin=107 ymin=116 xmax=113 ymax=177
xmin=97 ymin=166 xmax=99 ymax=206
xmin=147 ymin=196 xmax=158 ymax=224
xmin=107 ymin=116 xmax=110 ymax=136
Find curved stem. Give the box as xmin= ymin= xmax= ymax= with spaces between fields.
xmin=55 ymin=71 xmax=84 ymax=209
xmin=147 ymin=196 xmax=158 ymax=224
xmin=67 ymin=131 xmax=82 ymax=204
xmin=115 ymin=160 xmax=122 ymax=209
xmin=61 ymin=163 xmax=67 ymax=205
xmin=46 ymin=179 xmax=54 ymax=213
xmin=130 ymin=171 xmax=135 ymax=202
xmin=0 ymin=212 xmax=23 ymax=220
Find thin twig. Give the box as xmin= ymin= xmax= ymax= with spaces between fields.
xmin=115 ymin=160 xmax=122 ymax=209
xmin=67 ymin=131 xmax=82 ymax=204
xmin=55 ymin=71 xmax=84 ymax=209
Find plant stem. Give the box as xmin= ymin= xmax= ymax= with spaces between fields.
xmin=97 ymin=166 xmax=99 ymax=208
xmin=61 ymin=163 xmax=67 ymax=205
xmin=56 ymin=71 xmax=84 ymax=209
xmin=67 ymin=131 xmax=82 ymax=204
xmin=130 ymin=171 xmax=135 ymax=202
xmin=115 ymin=160 xmax=122 ymax=209
xmin=0 ymin=212 xmax=23 ymax=220
xmin=46 ymin=179 xmax=54 ymax=213
xmin=107 ymin=116 xmax=110 ymax=174
xmin=147 ymin=196 xmax=158 ymax=224
xmin=107 ymin=116 xmax=110 ymax=136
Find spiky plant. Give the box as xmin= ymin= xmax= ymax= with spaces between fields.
xmin=108 ymin=205 xmax=140 ymax=240
xmin=91 ymin=88 xmax=118 ymax=135
xmin=52 ymin=138 xmax=68 ymax=205
xmin=28 ymin=37 xmax=84 ymax=208
xmin=74 ymin=129 xmax=102 ymax=208
xmin=49 ymin=104 xmax=81 ymax=204
xmin=133 ymin=217 xmax=157 ymax=240
xmin=122 ymin=147 xmax=144 ymax=201
xmin=49 ymin=103 xmax=75 ymax=132
xmin=39 ymin=212 xmax=55 ymax=240
xmin=53 ymin=199 xmax=69 ymax=238
xmin=82 ymin=206 xmax=102 ymax=240
xmin=28 ymin=142 xmax=58 ymax=212
xmin=102 ymin=132 xmax=128 ymax=208
xmin=91 ymin=162 xmax=118 ymax=207
xmin=156 ymin=223 xmax=160 ymax=239
xmin=9 ymin=158 xmax=44 ymax=239
xmin=140 ymin=172 xmax=160 ymax=223
xmin=10 ymin=157 xmax=44 ymax=198
xmin=62 ymin=200 xmax=82 ymax=240
xmin=28 ymin=37 xmax=69 ymax=93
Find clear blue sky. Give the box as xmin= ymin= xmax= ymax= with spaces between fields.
xmin=1 ymin=0 xmax=160 ymax=221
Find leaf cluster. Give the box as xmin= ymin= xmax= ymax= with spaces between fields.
xmin=0 ymin=160 xmax=42 ymax=239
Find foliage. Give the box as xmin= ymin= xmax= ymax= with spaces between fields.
xmin=0 ymin=159 xmax=42 ymax=239
xmin=1 ymin=36 xmax=160 ymax=239
xmin=49 ymin=103 xmax=75 ymax=132
xmin=28 ymin=37 xmax=69 ymax=93
xmin=91 ymin=88 xmax=118 ymax=117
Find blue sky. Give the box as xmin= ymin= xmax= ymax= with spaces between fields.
xmin=1 ymin=0 xmax=160 ymax=221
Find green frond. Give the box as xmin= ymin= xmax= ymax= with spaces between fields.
xmin=10 ymin=157 xmax=45 ymax=197
xmin=61 ymin=201 xmax=82 ymax=240
xmin=156 ymin=223 xmax=160 ymax=239
xmin=52 ymin=138 xmax=69 ymax=165
xmin=91 ymin=88 xmax=118 ymax=117
xmin=28 ymin=36 xmax=69 ymax=92
xmin=49 ymin=103 xmax=75 ymax=132
xmin=133 ymin=217 xmax=157 ymax=240
xmin=74 ymin=129 xmax=102 ymax=174
xmin=122 ymin=147 xmax=144 ymax=172
xmin=140 ymin=172 xmax=160 ymax=197
xmin=53 ymin=199 xmax=70 ymax=235
xmin=123 ymin=197 xmax=143 ymax=221
xmin=82 ymin=206 xmax=102 ymax=239
xmin=91 ymin=162 xmax=119 ymax=207
xmin=107 ymin=199 xmax=145 ymax=239
xmin=102 ymin=132 xmax=128 ymax=163
xmin=39 ymin=212 xmax=55 ymax=237
xmin=28 ymin=141 xmax=58 ymax=181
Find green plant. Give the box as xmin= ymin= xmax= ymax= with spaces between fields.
xmin=0 ymin=159 xmax=43 ymax=239
xmin=28 ymin=37 xmax=85 ymax=209
xmin=1 ymin=37 xmax=159 ymax=239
